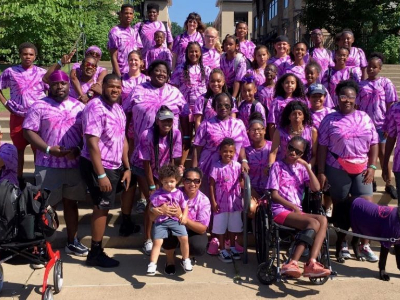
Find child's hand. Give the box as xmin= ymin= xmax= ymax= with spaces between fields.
xmin=293 ymin=206 xmax=302 ymax=214
xmin=211 ymin=201 xmax=219 ymax=213
xmin=180 ymin=215 xmax=188 ymax=225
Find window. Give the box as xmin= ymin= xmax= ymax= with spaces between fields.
xmin=261 ymin=11 xmax=264 ymax=27
xmin=284 ymin=0 xmax=289 ymax=8
xmin=269 ymin=0 xmax=278 ymax=20
xmin=254 ymin=16 xmax=258 ymax=30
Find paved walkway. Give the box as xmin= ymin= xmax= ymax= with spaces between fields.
xmin=1 ymin=248 xmax=400 ymax=299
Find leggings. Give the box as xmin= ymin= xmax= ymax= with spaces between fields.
xmin=163 ymin=229 xmax=208 ymax=256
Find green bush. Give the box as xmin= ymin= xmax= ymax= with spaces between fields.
xmin=365 ymin=34 xmax=400 ymax=64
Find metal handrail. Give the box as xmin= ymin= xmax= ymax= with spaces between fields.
xmin=242 ymin=172 xmax=252 ymax=264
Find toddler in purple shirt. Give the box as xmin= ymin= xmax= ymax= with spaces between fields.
xmin=145 ymin=31 xmax=172 ymax=70
xmin=147 ymin=165 xmax=192 ymax=275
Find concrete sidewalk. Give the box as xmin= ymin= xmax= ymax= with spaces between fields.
xmin=1 ymin=247 xmax=400 ymax=300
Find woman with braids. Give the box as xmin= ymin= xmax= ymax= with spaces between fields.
xmin=269 ymin=100 xmax=317 ymax=167
xmin=170 ymin=41 xmax=211 ymax=165
xmin=133 ymin=106 xmax=182 ymax=255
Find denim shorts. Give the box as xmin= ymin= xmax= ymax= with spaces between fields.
xmin=377 ymin=128 xmax=387 ymax=143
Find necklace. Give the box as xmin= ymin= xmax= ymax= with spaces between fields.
xmin=290 ymin=125 xmax=304 ymax=135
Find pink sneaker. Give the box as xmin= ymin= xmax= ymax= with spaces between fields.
xmin=281 ymin=260 xmax=302 ymax=278
xmin=234 ymin=241 xmax=244 ymax=254
xmin=207 ymin=238 xmax=219 ymax=255
xmin=225 ymin=240 xmax=230 ymax=250
xmin=303 ymin=261 xmax=331 ymax=278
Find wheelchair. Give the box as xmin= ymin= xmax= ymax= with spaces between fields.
xmin=254 ymin=189 xmax=336 ymax=285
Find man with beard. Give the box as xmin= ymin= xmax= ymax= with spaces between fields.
xmin=80 ymin=74 xmax=131 ymax=268
xmin=23 ymin=70 xmax=88 ymax=258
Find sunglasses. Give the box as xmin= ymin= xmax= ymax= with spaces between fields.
xmin=183 ymin=178 xmax=201 ymax=185
xmin=249 ymin=128 xmax=264 ymax=133
xmin=88 ymin=51 xmax=101 ymax=58
xmin=217 ymin=103 xmax=231 ymax=109
xmin=288 ymin=144 xmax=304 ymax=156
xmin=84 ymin=62 xmax=97 ymax=69
xmin=339 ymin=95 xmax=356 ymax=101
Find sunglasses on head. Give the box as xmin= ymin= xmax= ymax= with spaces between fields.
xmin=88 ymin=51 xmax=100 ymax=58
xmin=84 ymin=62 xmax=97 ymax=69
xmin=288 ymin=144 xmax=303 ymax=156
xmin=183 ymin=178 xmax=201 ymax=185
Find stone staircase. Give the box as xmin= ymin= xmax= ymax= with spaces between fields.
xmin=0 ymin=63 xmax=399 ymax=250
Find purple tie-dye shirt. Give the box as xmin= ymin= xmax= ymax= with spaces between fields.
xmin=247 ymin=68 xmax=266 ymax=87
xmin=266 ymin=160 xmax=310 ymax=216
xmin=151 ymin=188 xmax=187 ymax=223
xmin=322 ymin=67 xmax=361 ymax=106
xmin=279 ymin=63 xmax=307 ymax=85
xmin=180 ymin=187 xmax=211 ymax=227
xmin=267 ymin=97 xmax=307 ymax=126
xmin=172 ymin=31 xmax=204 ymax=66
xmin=311 ymin=107 xmax=335 ymax=130
xmin=237 ymin=101 xmax=267 ymax=128
xmin=357 ymin=77 xmax=397 ymax=130
xmin=304 ymin=84 xmax=335 ymax=108
xmin=125 ymin=82 xmax=185 ymax=143
xmin=202 ymin=47 xmax=221 ymax=70
xmin=134 ymin=20 xmax=173 ymax=63
xmin=245 ymin=142 xmax=272 ymax=195
xmin=239 ymin=40 xmax=256 ymax=62
xmin=0 ymin=143 xmax=18 ymax=186
xmin=170 ymin=64 xmax=211 ymax=106
xmin=194 ymin=116 xmax=250 ymax=176
xmin=136 ymin=127 xmax=182 ymax=179
xmin=121 ymin=73 xmax=149 ymax=104
xmin=267 ymin=55 xmax=292 ymax=69
xmin=277 ymin=126 xmax=313 ymax=162
xmin=23 ymin=97 xmax=84 ymax=168
xmin=257 ymin=85 xmax=275 ymax=111
xmin=318 ymin=110 xmax=378 ymax=170
xmin=332 ymin=47 xmax=368 ymax=68
xmin=145 ymin=46 xmax=172 ymax=70
xmin=309 ymin=48 xmax=332 ymax=79
xmin=107 ymin=25 xmax=143 ymax=74
xmin=0 ymin=65 xmax=48 ymax=117
xmin=220 ymin=54 xmax=248 ymax=88
xmin=209 ymin=160 xmax=242 ymax=214
xmin=384 ymin=103 xmax=400 ymax=172
xmin=81 ymin=97 xmax=126 ymax=170
xmin=192 ymin=94 xmax=238 ymax=121
xmin=69 ymin=76 xmax=99 ymax=100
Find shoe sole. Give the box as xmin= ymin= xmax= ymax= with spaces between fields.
xmin=85 ymin=261 xmax=120 ymax=268
xmin=231 ymin=255 xmax=241 ymax=260
xmin=218 ymin=257 xmax=232 ymax=263
xmin=147 ymin=272 xmax=156 ymax=276
xmin=359 ymin=254 xmax=378 ymax=262
xmin=65 ymin=248 xmax=88 ymax=257
xmin=303 ymin=271 xmax=331 ymax=277
xmin=281 ymin=270 xmax=302 ymax=278
xmin=207 ymin=250 xmax=219 ymax=256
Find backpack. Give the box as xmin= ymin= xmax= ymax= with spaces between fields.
xmin=0 ymin=180 xmax=21 ymax=242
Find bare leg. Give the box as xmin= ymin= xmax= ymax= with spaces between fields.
xmin=121 ymin=186 xmax=136 ymax=215
xmin=91 ymin=206 xmax=109 ymax=242
xmin=177 ymin=235 xmax=189 ymax=260
xmin=150 ymin=239 xmax=163 ymax=263
xmin=17 ymin=148 xmax=25 ymax=178
xmin=164 ymin=249 xmax=175 ymax=266
xmin=62 ymin=198 xmax=79 ymax=243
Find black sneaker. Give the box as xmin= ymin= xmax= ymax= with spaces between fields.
xmin=86 ymin=249 xmax=120 ymax=268
xmin=385 ymin=185 xmax=398 ymax=199
xmin=164 ymin=264 xmax=176 ymax=275
xmin=119 ymin=219 xmax=141 ymax=237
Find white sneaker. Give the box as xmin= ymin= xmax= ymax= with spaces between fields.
xmin=339 ymin=242 xmax=352 ymax=259
xmin=147 ymin=262 xmax=157 ymax=276
xmin=359 ymin=244 xmax=379 ymax=262
xmin=136 ymin=199 xmax=147 ymax=214
xmin=181 ymin=258 xmax=193 ymax=272
xmin=143 ymin=239 xmax=153 ymax=256
xmin=325 ymin=207 xmax=332 ymax=218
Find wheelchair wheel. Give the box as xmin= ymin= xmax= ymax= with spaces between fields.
xmin=255 ymin=205 xmax=268 ymax=263
xmin=256 ymin=259 xmax=277 ymax=285
xmin=42 ymin=286 xmax=54 ymax=300
xmin=53 ymin=260 xmax=63 ymax=294
xmin=0 ymin=264 xmax=4 ymax=292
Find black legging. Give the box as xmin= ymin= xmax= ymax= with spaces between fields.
xmin=163 ymin=229 xmax=208 ymax=256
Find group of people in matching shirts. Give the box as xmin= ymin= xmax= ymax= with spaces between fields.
xmin=0 ymin=2 xmax=400 ymax=279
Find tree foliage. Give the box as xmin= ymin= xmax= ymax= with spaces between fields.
xmin=301 ymin=0 xmax=400 ymax=62
xmin=0 ymin=0 xmax=141 ymax=65
xmin=171 ymin=21 xmax=184 ymax=38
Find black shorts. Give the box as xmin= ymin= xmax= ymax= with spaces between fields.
xmin=80 ymin=157 xmax=125 ymax=209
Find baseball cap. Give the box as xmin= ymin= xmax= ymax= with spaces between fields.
xmin=156 ymin=109 xmax=174 ymax=120
xmin=308 ymin=83 xmax=326 ymax=95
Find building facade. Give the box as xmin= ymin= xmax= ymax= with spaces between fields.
xmin=124 ymin=0 xmax=172 ymax=23
xmin=214 ymin=0 xmax=253 ymax=39
xmin=252 ymin=0 xmax=305 ymax=45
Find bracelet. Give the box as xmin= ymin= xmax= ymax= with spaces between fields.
xmin=97 ymin=173 xmax=107 ymax=179
xmin=149 ymin=185 xmax=156 ymax=190
xmin=123 ymin=166 xmax=131 ymax=171
xmin=3 ymin=100 xmax=8 ymax=106
xmin=46 ymin=146 xmax=51 ymax=154
xmin=368 ymin=164 xmax=377 ymax=170
xmin=183 ymin=135 xmax=191 ymax=139
xmin=178 ymin=213 xmax=183 ymax=220
xmin=57 ymin=60 xmax=64 ymax=68
xmin=241 ymin=159 xmax=248 ymax=163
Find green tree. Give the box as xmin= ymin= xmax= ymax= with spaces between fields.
xmin=301 ymin=0 xmax=400 ymax=62
xmin=0 ymin=0 xmax=141 ymax=65
xmin=171 ymin=21 xmax=184 ymax=37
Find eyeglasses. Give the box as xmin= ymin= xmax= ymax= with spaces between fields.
xmin=84 ymin=62 xmax=97 ymax=69
xmin=339 ymin=95 xmax=356 ymax=101
xmin=205 ymin=35 xmax=217 ymax=39
xmin=249 ymin=128 xmax=264 ymax=133
xmin=188 ymin=20 xmax=198 ymax=24
xmin=288 ymin=144 xmax=304 ymax=156
xmin=183 ymin=178 xmax=201 ymax=185
xmin=88 ymin=51 xmax=100 ymax=58
xmin=216 ymin=103 xmax=231 ymax=109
